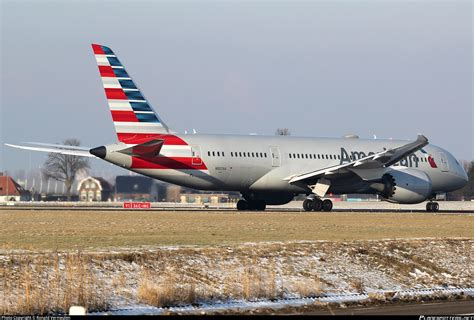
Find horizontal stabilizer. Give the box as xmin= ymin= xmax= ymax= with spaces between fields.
xmin=5 ymin=143 xmax=95 ymax=157
xmin=25 ymin=142 xmax=91 ymax=151
xmin=116 ymin=139 xmax=164 ymax=158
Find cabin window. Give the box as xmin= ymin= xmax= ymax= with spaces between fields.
xmin=264 ymin=153 xmax=267 ymax=157
xmin=222 ymin=152 xmax=225 ymax=157
xmin=212 ymin=151 xmax=215 ymax=156
xmin=208 ymin=151 xmax=211 ymax=156
xmin=289 ymin=154 xmax=292 ymax=159
xmin=217 ymin=152 xmax=220 ymax=156
xmin=252 ymin=152 xmax=255 ymax=157
xmin=338 ymin=155 xmax=341 ymax=160
xmin=306 ymin=154 xmax=308 ymax=159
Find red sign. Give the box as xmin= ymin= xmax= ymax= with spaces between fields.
xmin=123 ymin=202 xmax=151 ymax=209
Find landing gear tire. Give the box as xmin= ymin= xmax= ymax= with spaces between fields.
xmin=303 ymin=199 xmax=313 ymax=212
xmin=241 ymin=199 xmax=266 ymax=211
xmin=311 ymin=199 xmax=323 ymax=211
xmin=255 ymin=200 xmax=266 ymax=211
xmin=237 ymin=200 xmax=248 ymax=211
xmin=322 ymin=199 xmax=333 ymax=212
xmin=426 ymin=202 xmax=439 ymax=212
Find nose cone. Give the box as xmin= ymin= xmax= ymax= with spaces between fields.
xmin=89 ymin=146 xmax=106 ymax=159
xmin=460 ymin=166 xmax=469 ymax=184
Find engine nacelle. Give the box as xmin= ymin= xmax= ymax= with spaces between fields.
xmin=371 ymin=168 xmax=432 ymax=204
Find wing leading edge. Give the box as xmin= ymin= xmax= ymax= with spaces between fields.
xmin=5 ymin=143 xmax=95 ymax=157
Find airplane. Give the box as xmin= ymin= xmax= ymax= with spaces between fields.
xmin=6 ymin=44 xmax=468 ymax=212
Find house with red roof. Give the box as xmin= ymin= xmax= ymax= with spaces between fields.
xmin=0 ymin=174 xmax=32 ymax=202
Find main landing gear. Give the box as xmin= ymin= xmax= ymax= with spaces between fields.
xmin=426 ymin=201 xmax=439 ymax=212
xmin=236 ymin=199 xmax=266 ymax=211
xmin=303 ymin=198 xmax=333 ymax=212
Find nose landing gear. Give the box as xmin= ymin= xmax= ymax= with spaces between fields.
xmin=426 ymin=201 xmax=439 ymax=212
xmin=303 ymin=198 xmax=333 ymax=212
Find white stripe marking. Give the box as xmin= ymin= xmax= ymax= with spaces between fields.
xmin=95 ymin=56 xmax=110 ymax=65
xmin=108 ymin=101 xmax=133 ymax=111
xmin=101 ymin=77 xmax=121 ymax=89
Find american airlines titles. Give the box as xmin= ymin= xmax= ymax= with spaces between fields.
xmin=339 ymin=147 xmax=420 ymax=168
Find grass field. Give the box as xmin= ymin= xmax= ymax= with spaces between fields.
xmin=0 ymin=210 xmax=472 ymax=251
xmin=1 ymin=209 xmax=473 ymax=314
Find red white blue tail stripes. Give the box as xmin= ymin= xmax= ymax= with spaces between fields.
xmin=92 ymin=44 xmax=207 ymax=171
xmin=92 ymin=44 xmax=170 ymax=141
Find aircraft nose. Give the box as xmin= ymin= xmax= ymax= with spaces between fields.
xmin=461 ymin=166 xmax=469 ymax=183
xmin=455 ymin=162 xmax=469 ymax=188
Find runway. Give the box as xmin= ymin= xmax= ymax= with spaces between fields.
xmin=300 ymin=300 xmax=474 ymax=315
xmin=1 ymin=200 xmax=473 ymax=213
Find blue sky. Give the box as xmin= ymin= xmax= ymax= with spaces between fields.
xmin=1 ymin=0 xmax=472 ymax=175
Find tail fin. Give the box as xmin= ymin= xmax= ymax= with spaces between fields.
xmin=92 ymin=44 xmax=170 ymax=143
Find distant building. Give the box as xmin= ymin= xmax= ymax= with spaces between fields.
xmin=0 ymin=174 xmax=31 ymax=201
xmin=114 ymin=176 xmax=164 ymax=202
xmin=180 ymin=193 xmax=233 ymax=205
xmin=77 ymin=177 xmax=113 ymax=202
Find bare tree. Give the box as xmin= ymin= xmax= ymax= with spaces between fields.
xmin=463 ymin=160 xmax=473 ymax=200
xmin=42 ymin=138 xmax=90 ymax=200
xmin=447 ymin=160 xmax=473 ymax=200
xmin=275 ymin=128 xmax=291 ymax=136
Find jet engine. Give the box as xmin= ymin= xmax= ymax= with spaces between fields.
xmin=370 ymin=168 xmax=432 ymax=204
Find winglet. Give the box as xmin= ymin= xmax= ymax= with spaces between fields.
xmin=417 ymin=134 xmax=428 ymax=144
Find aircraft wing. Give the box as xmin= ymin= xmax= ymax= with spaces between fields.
xmin=5 ymin=143 xmax=95 ymax=157
xmin=286 ymin=134 xmax=429 ymax=184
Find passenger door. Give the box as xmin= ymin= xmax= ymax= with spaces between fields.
xmin=270 ymin=146 xmax=281 ymax=167
xmin=439 ymin=152 xmax=449 ymax=172
xmin=191 ymin=145 xmax=202 ymax=166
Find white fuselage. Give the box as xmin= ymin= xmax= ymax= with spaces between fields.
xmin=102 ymin=134 xmax=467 ymax=199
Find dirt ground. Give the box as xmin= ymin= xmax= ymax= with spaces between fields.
xmin=1 ymin=239 xmax=472 ymax=314
xmin=1 ymin=209 xmax=472 ymax=251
